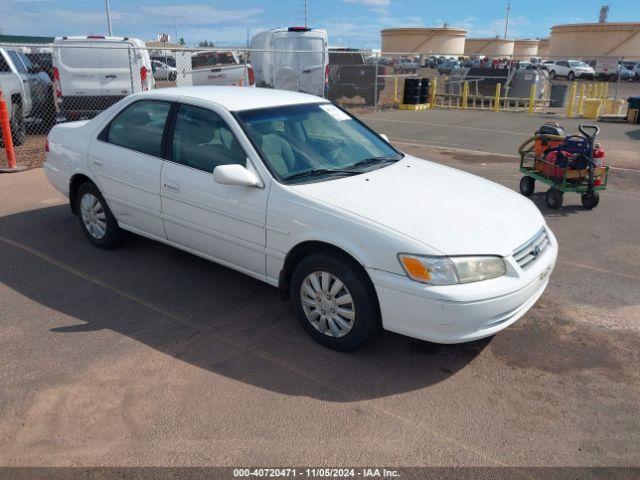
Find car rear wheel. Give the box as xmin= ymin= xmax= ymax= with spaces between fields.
xmin=549 ymin=70 xmax=556 ymax=80
xmin=567 ymin=71 xmax=575 ymax=81
xmin=291 ymin=252 xmax=380 ymax=351
xmin=76 ymin=182 xmax=123 ymax=249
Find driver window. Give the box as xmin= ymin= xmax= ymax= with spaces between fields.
xmin=172 ymin=104 xmax=246 ymax=173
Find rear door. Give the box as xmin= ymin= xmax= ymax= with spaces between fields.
xmin=89 ymin=99 xmax=172 ymax=239
xmin=98 ymin=43 xmax=135 ymax=95
xmin=298 ymin=35 xmax=326 ymax=96
xmin=55 ymin=43 xmax=103 ymax=97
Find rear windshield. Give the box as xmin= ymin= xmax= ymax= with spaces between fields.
xmin=59 ymin=44 xmax=131 ymax=69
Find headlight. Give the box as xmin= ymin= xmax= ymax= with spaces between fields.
xmin=398 ymin=254 xmax=506 ymax=285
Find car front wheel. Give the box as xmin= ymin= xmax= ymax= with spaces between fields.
xmin=549 ymin=70 xmax=556 ymax=79
xmin=567 ymin=71 xmax=575 ymax=81
xmin=291 ymin=252 xmax=380 ymax=351
xmin=76 ymin=182 xmax=123 ymax=249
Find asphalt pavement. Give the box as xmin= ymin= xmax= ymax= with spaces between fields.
xmin=0 ymin=109 xmax=639 ymax=471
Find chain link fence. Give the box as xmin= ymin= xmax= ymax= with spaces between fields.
xmin=1 ymin=41 xmax=640 ymax=168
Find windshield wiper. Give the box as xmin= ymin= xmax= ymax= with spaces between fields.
xmin=283 ymin=168 xmax=361 ymax=182
xmin=345 ymin=155 xmax=403 ymax=171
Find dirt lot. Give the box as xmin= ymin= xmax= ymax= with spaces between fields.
xmin=0 ymin=108 xmax=639 ymax=474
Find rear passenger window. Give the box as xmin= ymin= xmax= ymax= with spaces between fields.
xmin=0 ymin=54 xmax=10 ymax=73
xmin=172 ymin=104 xmax=246 ymax=173
xmin=106 ymin=101 xmax=171 ymax=157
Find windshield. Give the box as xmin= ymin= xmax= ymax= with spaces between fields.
xmin=237 ymin=103 xmax=402 ymax=183
xmin=569 ymin=61 xmax=588 ymax=68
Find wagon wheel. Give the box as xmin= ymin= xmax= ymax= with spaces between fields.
xmin=519 ymin=176 xmax=535 ymax=197
xmin=545 ymin=188 xmax=563 ymax=210
xmin=581 ymin=191 xmax=600 ymax=209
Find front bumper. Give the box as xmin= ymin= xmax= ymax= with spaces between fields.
xmin=368 ymin=229 xmax=558 ymax=344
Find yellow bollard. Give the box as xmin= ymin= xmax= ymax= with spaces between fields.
xmin=602 ymin=82 xmax=609 ymax=104
xmin=393 ymin=77 xmax=398 ymax=105
xmin=587 ymin=83 xmax=593 ymax=98
xmin=528 ymin=84 xmax=537 ymax=114
xmin=493 ymin=83 xmax=501 ymax=112
xmin=429 ymin=77 xmax=437 ymax=108
xmin=578 ymin=84 xmax=586 ymax=115
xmin=462 ymin=81 xmax=469 ymax=110
xmin=566 ymin=82 xmax=577 ymax=118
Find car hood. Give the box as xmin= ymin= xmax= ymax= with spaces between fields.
xmin=290 ymin=156 xmax=545 ymax=256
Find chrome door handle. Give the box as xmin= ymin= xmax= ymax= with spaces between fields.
xmin=163 ymin=181 xmax=180 ymax=192
xmin=91 ymin=159 xmax=104 ymax=167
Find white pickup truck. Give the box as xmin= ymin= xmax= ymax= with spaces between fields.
xmin=177 ymin=51 xmax=254 ymax=87
xmin=0 ymin=47 xmax=55 ymax=144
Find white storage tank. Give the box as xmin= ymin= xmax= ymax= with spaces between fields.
xmin=550 ymin=22 xmax=640 ymax=58
xmin=464 ymin=37 xmax=515 ymax=57
xmin=381 ymin=27 xmax=466 ymax=55
xmin=513 ymin=39 xmax=539 ymax=60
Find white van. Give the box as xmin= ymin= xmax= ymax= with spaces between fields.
xmin=52 ymin=36 xmax=154 ymax=119
xmin=249 ymin=27 xmax=328 ymax=97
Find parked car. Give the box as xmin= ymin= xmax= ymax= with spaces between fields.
xmin=543 ymin=60 xmax=594 ymax=80
xmin=326 ymin=48 xmax=385 ymax=105
xmin=43 ymin=86 xmax=558 ymax=351
xmin=250 ymin=27 xmax=328 ymax=97
xmin=189 ymin=51 xmax=254 ymax=87
xmin=437 ymin=60 xmax=462 ymax=75
xmin=395 ymin=57 xmax=419 ymax=73
xmin=0 ymin=47 xmax=55 ymax=140
xmin=52 ymin=35 xmax=155 ymax=120
xmin=151 ymin=59 xmax=177 ymax=81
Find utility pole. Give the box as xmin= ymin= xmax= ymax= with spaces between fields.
xmin=173 ymin=13 xmax=178 ymax=43
xmin=303 ymin=0 xmax=308 ymax=28
xmin=504 ymin=2 xmax=511 ymax=39
xmin=105 ymin=0 xmax=113 ymax=36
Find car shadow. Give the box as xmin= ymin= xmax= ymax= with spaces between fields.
xmin=0 ymin=205 xmax=489 ymax=402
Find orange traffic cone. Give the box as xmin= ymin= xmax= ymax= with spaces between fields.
xmin=0 ymin=91 xmax=27 ymax=173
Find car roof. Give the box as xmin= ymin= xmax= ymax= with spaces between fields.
xmin=138 ymin=86 xmax=328 ymax=112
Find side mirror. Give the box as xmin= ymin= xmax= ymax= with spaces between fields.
xmin=213 ymin=163 xmax=261 ymax=188
xmin=380 ymin=133 xmax=390 ymax=142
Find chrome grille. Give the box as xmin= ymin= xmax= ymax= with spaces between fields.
xmin=513 ymin=228 xmax=550 ymax=270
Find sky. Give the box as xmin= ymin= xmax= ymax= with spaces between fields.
xmin=1 ymin=0 xmax=639 ymax=48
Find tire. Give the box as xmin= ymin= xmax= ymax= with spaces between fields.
xmin=290 ymin=252 xmax=381 ymax=351
xmin=549 ymin=70 xmax=556 ymax=80
xmin=76 ymin=182 xmax=123 ymax=249
xmin=10 ymin=101 xmax=26 ymax=146
xmin=581 ymin=191 xmax=600 ymax=209
xmin=519 ymin=176 xmax=535 ymax=197
xmin=545 ymin=188 xmax=563 ymax=210
xmin=567 ymin=71 xmax=575 ymax=81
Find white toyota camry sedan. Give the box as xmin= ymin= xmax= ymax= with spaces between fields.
xmin=44 ymin=86 xmax=557 ymax=351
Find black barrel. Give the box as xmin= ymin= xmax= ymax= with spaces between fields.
xmin=403 ymin=78 xmax=421 ymax=104
xmin=419 ymin=78 xmax=430 ymax=104
xmin=549 ymin=84 xmax=568 ymax=108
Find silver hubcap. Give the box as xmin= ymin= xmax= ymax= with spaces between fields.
xmin=80 ymin=193 xmax=107 ymax=240
xmin=300 ymin=271 xmax=355 ymax=338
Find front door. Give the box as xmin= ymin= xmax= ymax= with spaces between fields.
xmin=160 ymin=102 xmax=268 ymax=276
xmin=89 ymin=99 xmax=172 ymax=239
